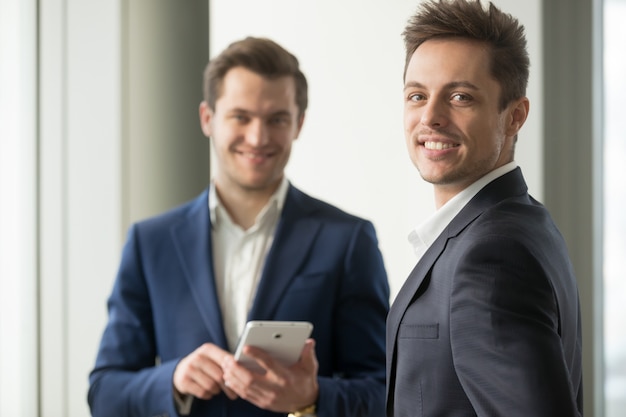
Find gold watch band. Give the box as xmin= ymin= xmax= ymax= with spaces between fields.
xmin=287 ymin=403 xmax=316 ymax=417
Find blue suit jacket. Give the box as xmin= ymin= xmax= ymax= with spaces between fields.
xmin=386 ymin=168 xmax=583 ymax=417
xmin=88 ymin=184 xmax=390 ymax=417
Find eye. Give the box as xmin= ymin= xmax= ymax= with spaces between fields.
xmin=232 ymin=113 xmax=249 ymax=123
xmin=408 ymin=92 xmax=426 ymax=102
xmin=451 ymin=93 xmax=471 ymax=102
xmin=268 ymin=115 xmax=290 ymax=126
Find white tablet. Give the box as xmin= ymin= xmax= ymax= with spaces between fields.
xmin=233 ymin=320 xmax=314 ymax=374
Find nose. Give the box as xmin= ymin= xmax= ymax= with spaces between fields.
xmin=244 ymin=118 xmax=269 ymax=147
xmin=420 ymin=98 xmax=448 ymax=129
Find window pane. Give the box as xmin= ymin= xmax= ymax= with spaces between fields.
xmin=603 ymin=1 xmax=626 ymax=415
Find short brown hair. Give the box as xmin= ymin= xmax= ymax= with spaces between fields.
xmin=203 ymin=37 xmax=308 ymax=117
xmin=402 ymin=0 xmax=529 ymax=110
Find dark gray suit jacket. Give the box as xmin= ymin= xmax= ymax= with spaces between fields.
xmin=386 ymin=168 xmax=583 ymax=417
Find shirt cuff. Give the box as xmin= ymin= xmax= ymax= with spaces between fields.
xmin=173 ymin=388 xmax=194 ymax=415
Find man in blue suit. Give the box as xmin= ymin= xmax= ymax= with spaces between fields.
xmin=386 ymin=1 xmax=583 ymax=416
xmin=88 ymin=36 xmax=390 ymax=417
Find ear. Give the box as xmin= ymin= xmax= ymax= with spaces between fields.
xmin=505 ymin=97 xmax=529 ymax=138
xmin=199 ymin=101 xmax=213 ymax=138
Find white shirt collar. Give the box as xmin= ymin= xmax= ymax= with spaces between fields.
xmin=408 ymin=162 xmax=518 ymax=260
xmin=208 ymin=177 xmax=290 ymax=228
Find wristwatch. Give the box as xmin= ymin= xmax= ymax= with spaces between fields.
xmin=287 ymin=403 xmax=316 ymax=417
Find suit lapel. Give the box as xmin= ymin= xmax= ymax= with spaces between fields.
xmin=170 ymin=190 xmax=228 ymax=349
xmin=385 ymin=232 xmax=448 ymax=406
xmin=387 ymin=236 xmax=445 ymax=337
xmin=248 ymin=185 xmax=320 ymax=320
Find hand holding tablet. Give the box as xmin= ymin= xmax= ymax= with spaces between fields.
xmin=234 ymin=321 xmax=314 ymax=374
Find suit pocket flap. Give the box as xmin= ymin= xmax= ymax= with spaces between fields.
xmin=398 ymin=323 xmax=439 ymax=339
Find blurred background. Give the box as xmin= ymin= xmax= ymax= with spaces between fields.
xmin=0 ymin=0 xmax=623 ymax=415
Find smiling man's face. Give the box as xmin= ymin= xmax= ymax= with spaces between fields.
xmin=200 ymin=66 xmax=304 ymax=196
xmin=403 ymin=38 xmax=527 ymax=206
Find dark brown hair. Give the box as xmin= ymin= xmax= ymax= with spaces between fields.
xmin=402 ymin=0 xmax=529 ymax=110
xmin=203 ymin=36 xmax=308 ymax=116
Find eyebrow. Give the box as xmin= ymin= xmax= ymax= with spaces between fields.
xmin=228 ymin=108 xmax=293 ymax=118
xmin=403 ymin=80 xmax=480 ymax=92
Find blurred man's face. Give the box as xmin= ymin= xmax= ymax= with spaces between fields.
xmin=200 ymin=66 xmax=304 ymax=196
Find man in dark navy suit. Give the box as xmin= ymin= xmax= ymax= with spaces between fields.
xmin=88 ymin=36 xmax=389 ymax=417
xmin=386 ymin=1 xmax=583 ymax=416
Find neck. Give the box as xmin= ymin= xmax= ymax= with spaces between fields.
xmin=433 ymin=185 xmax=463 ymax=210
xmin=215 ymin=181 xmax=279 ymax=230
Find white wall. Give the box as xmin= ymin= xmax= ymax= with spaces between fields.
xmin=0 ymin=0 xmax=38 ymax=415
xmin=210 ymin=0 xmax=543 ymax=299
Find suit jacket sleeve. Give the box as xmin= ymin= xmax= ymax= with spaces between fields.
xmin=450 ymin=226 xmax=580 ymax=416
xmin=88 ymin=224 xmax=183 ymax=417
xmin=314 ymin=220 xmax=389 ymax=417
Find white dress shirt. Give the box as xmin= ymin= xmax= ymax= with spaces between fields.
xmin=209 ymin=177 xmax=289 ymax=351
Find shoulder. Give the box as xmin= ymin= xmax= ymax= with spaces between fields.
xmin=451 ymin=195 xmax=569 ymax=274
xmin=285 ymin=185 xmax=380 ymax=242
xmin=471 ymin=195 xmax=558 ymax=239
xmin=286 ymin=184 xmax=370 ymax=224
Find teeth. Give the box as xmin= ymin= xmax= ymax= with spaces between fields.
xmin=424 ymin=141 xmax=455 ymax=150
xmin=242 ymin=152 xmax=266 ymax=158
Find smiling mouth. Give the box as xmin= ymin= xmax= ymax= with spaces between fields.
xmin=423 ymin=141 xmax=459 ymax=150
xmin=237 ymin=150 xmax=274 ymax=159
